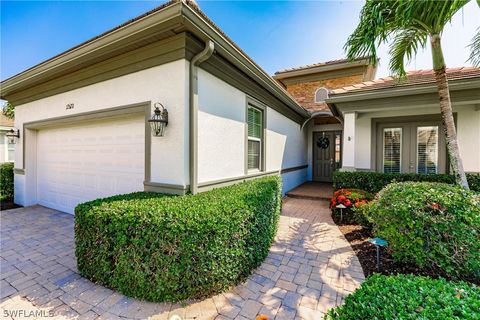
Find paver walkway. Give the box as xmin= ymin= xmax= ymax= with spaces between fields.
xmin=0 ymin=198 xmax=364 ymax=320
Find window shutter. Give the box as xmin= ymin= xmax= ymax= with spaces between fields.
xmin=417 ymin=126 xmax=438 ymax=174
xmin=248 ymin=140 xmax=260 ymax=170
xmin=248 ymin=107 xmax=261 ymax=139
xmin=383 ymin=128 xmax=402 ymax=173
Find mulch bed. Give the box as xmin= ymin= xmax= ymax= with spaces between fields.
xmin=332 ymin=213 xmax=478 ymax=284
xmin=1 ymin=198 xmax=22 ymax=211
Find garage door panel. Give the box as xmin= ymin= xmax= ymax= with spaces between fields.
xmin=37 ymin=116 xmax=145 ymax=214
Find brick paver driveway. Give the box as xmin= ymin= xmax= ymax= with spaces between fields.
xmin=0 ymin=198 xmax=364 ymax=320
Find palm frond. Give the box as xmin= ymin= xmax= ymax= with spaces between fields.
xmin=468 ymin=27 xmax=480 ymax=67
xmin=389 ymin=29 xmax=428 ymax=78
xmin=345 ymin=0 xmax=470 ymax=77
xmin=344 ymin=1 xmax=398 ymax=65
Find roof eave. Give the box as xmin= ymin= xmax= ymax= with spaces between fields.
xmin=180 ymin=4 xmax=309 ymax=119
xmin=1 ymin=2 xmax=310 ymax=120
xmin=1 ymin=2 xmax=184 ymax=99
xmin=273 ymin=59 xmax=371 ymax=80
xmin=326 ymin=77 xmax=480 ymax=104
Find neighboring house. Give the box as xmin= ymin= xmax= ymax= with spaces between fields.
xmin=0 ymin=114 xmax=15 ymax=163
xmin=0 ymin=0 xmax=478 ymax=214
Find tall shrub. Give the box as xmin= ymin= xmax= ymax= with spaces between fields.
xmin=0 ymin=162 xmax=14 ymax=201
xmin=365 ymin=182 xmax=480 ymax=282
xmin=75 ymin=176 xmax=282 ymax=302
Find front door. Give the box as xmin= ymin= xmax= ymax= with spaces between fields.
xmin=313 ymin=131 xmax=341 ymax=182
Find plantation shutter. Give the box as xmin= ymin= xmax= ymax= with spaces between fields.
xmin=417 ymin=126 xmax=438 ymax=174
xmin=248 ymin=107 xmax=262 ymax=139
xmin=247 ymin=106 xmax=263 ymax=170
xmin=383 ymin=128 xmax=402 ymax=173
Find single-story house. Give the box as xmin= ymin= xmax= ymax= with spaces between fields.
xmin=1 ymin=0 xmax=479 ymax=214
xmin=0 ymin=114 xmax=15 ymax=163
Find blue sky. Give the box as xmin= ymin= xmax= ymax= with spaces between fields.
xmin=1 ymin=0 xmax=479 ymax=82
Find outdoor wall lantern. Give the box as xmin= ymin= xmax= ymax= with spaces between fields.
xmin=6 ymin=129 xmax=20 ymax=144
xmin=148 ymin=103 xmax=168 ymax=137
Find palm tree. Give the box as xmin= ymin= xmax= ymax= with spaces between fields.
xmin=345 ymin=0 xmax=480 ymax=190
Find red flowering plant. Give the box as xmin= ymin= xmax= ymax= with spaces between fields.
xmin=330 ymin=188 xmax=373 ymax=225
xmin=330 ymin=188 xmax=373 ymax=209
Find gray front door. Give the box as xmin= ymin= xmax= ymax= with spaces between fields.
xmin=313 ymin=131 xmax=341 ymax=182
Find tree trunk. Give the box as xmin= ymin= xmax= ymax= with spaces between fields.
xmin=431 ymin=34 xmax=469 ymax=190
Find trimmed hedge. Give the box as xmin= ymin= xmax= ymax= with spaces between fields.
xmin=0 ymin=162 xmax=14 ymax=201
xmin=75 ymin=176 xmax=282 ymax=302
xmin=325 ymin=274 xmax=480 ymax=320
xmin=363 ymin=182 xmax=480 ymax=282
xmin=333 ymin=171 xmax=480 ymax=194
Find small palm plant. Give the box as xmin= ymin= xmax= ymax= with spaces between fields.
xmin=345 ymin=0 xmax=480 ymax=190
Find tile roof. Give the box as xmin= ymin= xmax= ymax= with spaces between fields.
xmin=331 ymin=67 xmax=480 ymax=95
xmin=274 ymin=58 xmax=368 ymax=75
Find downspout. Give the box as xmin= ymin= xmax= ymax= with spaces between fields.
xmin=189 ymin=40 xmax=214 ymax=194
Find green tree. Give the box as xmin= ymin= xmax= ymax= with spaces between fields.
xmin=2 ymin=102 xmax=14 ymax=119
xmin=345 ymin=0 xmax=480 ymax=190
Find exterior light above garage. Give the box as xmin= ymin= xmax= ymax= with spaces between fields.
xmin=6 ymin=129 xmax=20 ymax=144
xmin=148 ymin=103 xmax=168 ymax=137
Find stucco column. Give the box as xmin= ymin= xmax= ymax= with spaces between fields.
xmin=342 ymin=112 xmax=356 ymax=170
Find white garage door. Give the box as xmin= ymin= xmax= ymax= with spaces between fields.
xmin=37 ymin=116 xmax=145 ymax=214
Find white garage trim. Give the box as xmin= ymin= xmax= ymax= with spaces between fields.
xmin=22 ymin=101 xmax=152 ymax=181
xmin=36 ymin=115 xmax=146 ymax=214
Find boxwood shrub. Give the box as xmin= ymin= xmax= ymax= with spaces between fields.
xmin=333 ymin=171 xmax=480 ymax=194
xmin=0 ymin=162 xmax=14 ymax=201
xmin=75 ymin=176 xmax=282 ymax=302
xmin=326 ymin=274 xmax=480 ymax=320
xmin=364 ymin=182 xmax=480 ymax=282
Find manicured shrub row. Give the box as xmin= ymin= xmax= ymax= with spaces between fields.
xmin=333 ymin=171 xmax=480 ymax=193
xmin=75 ymin=176 xmax=282 ymax=302
xmin=325 ymin=274 xmax=480 ymax=320
xmin=361 ymin=182 xmax=480 ymax=282
xmin=0 ymin=162 xmax=14 ymax=201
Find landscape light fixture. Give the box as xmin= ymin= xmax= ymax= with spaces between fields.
xmin=148 ymin=103 xmax=168 ymax=137
xmin=6 ymin=129 xmax=20 ymax=144
xmin=368 ymin=237 xmax=388 ymax=271
xmin=336 ymin=203 xmax=347 ymax=222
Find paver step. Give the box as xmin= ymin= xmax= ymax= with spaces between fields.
xmin=285 ymin=193 xmax=331 ymax=201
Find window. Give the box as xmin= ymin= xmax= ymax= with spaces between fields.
xmin=315 ymin=87 xmax=329 ymax=103
xmin=335 ymin=132 xmax=342 ymax=169
xmin=383 ymin=128 xmax=402 ymax=173
xmin=4 ymin=135 xmax=14 ymax=163
xmin=247 ymin=106 xmax=263 ymax=171
xmin=417 ymin=126 xmax=438 ymax=174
